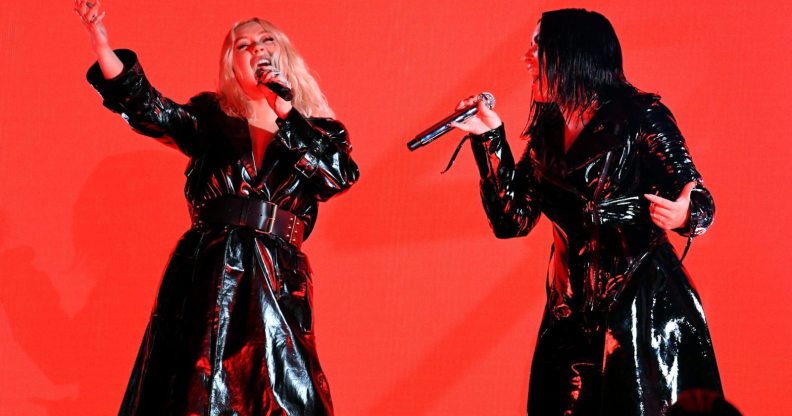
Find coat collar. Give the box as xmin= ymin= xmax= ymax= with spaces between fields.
xmin=532 ymin=97 xmax=633 ymax=177
xmin=563 ymin=98 xmax=630 ymax=173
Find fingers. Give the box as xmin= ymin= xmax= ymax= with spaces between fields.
xmin=256 ymin=65 xmax=291 ymax=89
xmin=74 ymin=0 xmax=86 ymax=16
xmin=643 ymin=193 xmax=674 ymax=209
xmin=263 ymin=68 xmax=279 ymax=83
xmin=648 ymin=198 xmax=667 ymax=215
xmin=647 ymin=191 xmax=690 ymax=229
xmin=477 ymin=98 xmax=497 ymax=117
xmin=94 ymin=10 xmax=106 ymax=25
xmin=649 ymin=207 xmax=684 ymax=230
xmin=74 ymin=0 xmax=102 ymax=24
xmin=455 ymin=96 xmax=478 ymax=111
xmin=644 ymin=182 xmax=696 ymax=230
xmin=451 ymin=94 xmax=501 ymax=134
xmin=449 ymin=121 xmax=472 ymax=132
xmin=255 ymin=65 xmax=275 ymax=80
xmin=649 ymin=204 xmax=674 ymax=224
xmin=649 ymin=202 xmax=673 ymax=216
xmin=86 ymin=1 xmax=100 ymax=23
xmin=648 ymin=201 xmax=674 ymax=228
xmin=650 ymin=213 xmax=674 ymax=229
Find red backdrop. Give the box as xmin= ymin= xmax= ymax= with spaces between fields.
xmin=1 ymin=1 xmax=790 ymax=414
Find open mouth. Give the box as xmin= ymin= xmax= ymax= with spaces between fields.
xmin=254 ymin=57 xmax=272 ymax=69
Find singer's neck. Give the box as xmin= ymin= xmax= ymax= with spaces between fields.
xmin=247 ymin=100 xmax=279 ymax=130
xmin=561 ymin=104 xmax=598 ymax=153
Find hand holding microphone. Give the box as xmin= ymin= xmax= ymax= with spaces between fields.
xmin=255 ymin=59 xmax=293 ymax=102
xmin=407 ymin=92 xmax=499 ymax=151
xmin=449 ymin=94 xmax=502 ymax=135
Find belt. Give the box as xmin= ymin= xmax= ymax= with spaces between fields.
xmin=193 ymin=197 xmax=305 ymax=249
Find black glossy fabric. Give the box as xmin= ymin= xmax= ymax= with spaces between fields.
xmin=469 ymin=92 xmax=721 ymax=416
xmin=87 ymin=49 xmax=358 ymax=416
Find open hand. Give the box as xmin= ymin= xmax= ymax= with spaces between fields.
xmin=644 ymin=181 xmax=696 ymax=230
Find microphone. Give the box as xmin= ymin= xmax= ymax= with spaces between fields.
xmin=263 ymin=81 xmax=293 ymax=102
xmin=255 ymin=62 xmax=293 ymax=102
xmin=407 ymin=92 xmax=495 ymax=151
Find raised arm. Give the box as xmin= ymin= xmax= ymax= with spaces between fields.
xmin=77 ymin=1 xmax=202 ymax=155
xmin=75 ymin=0 xmax=122 ymax=79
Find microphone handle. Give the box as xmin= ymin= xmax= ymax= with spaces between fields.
xmin=407 ymin=106 xmax=479 ymax=151
xmin=264 ymin=81 xmax=293 ymax=102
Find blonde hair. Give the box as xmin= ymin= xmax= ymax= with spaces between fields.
xmin=217 ymin=18 xmax=334 ymax=119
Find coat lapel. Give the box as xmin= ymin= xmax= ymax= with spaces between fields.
xmin=216 ymin=114 xmax=258 ymax=180
xmin=563 ymin=99 xmax=629 ymax=174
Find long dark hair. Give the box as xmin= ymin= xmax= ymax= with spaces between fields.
xmin=526 ymin=9 xmax=635 ymax=135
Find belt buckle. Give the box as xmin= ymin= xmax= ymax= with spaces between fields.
xmin=264 ymin=202 xmax=278 ymax=234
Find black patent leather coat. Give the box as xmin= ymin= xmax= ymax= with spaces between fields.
xmin=88 ymin=50 xmax=358 ymax=416
xmin=469 ymin=92 xmax=721 ymax=416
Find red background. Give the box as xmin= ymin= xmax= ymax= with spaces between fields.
xmin=1 ymin=1 xmax=790 ymax=414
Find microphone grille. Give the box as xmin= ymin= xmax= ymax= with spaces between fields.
xmin=478 ymin=92 xmax=496 ymax=110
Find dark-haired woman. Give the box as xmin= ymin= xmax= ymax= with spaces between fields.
xmin=76 ymin=1 xmax=357 ymax=414
xmin=452 ymin=9 xmax=721 ymax=416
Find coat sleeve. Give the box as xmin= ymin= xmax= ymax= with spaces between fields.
xmin=86 ymin=49 xmax=202 ymax=156
xmin=275 ymin=109 xmax=359 ymax=201
xmin=469 ymin=124 xmax=542 ymax=239
xmin=639 ymin=100 xmax=715 ymax=237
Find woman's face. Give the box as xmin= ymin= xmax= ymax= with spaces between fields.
xmin=231 ymin=21 xmax=281 ymax=99
xmin=523 ymin=22 xmax=548 ymax=102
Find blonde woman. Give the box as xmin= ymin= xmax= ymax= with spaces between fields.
xmin=76 ymin=1 xmax=358 ymax=414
